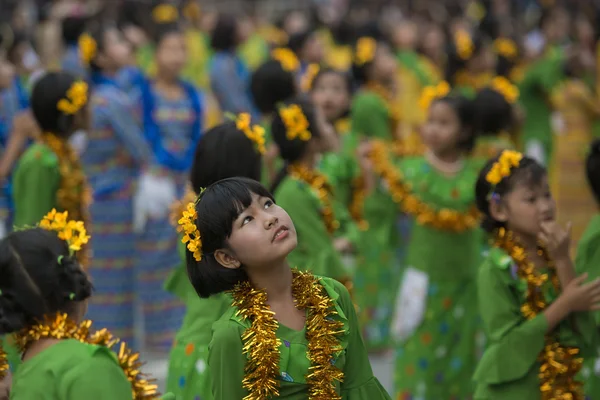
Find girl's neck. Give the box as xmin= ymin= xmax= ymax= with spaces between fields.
xmin=296 ymin=151 xmax=318 ymax=169
xmin=155 ymin=72 xmax=179 ymax=87
xmin=512 ymin=230 xmax=547 ymax=268
xmin=425 ymin=149 xmax=464 ymax=175
xmin=247 ymin=261 xmax=294 ymax=303
xmin=22 ymin=338 xmax=61 ymax=362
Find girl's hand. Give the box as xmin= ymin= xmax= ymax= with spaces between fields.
xmin=538 ymin=221 xmax=572 ymax=263
xmin=561 ymin=273 xmax=600 ymax=313
xmin=0 ymin=371 xmax=11 ymax=400
xmin=356 ymin=140 xmax=373 ymax=173
xmin=334 ymin=238 xmax=353 ymax=253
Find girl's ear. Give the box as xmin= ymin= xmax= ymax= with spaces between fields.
xmin=489 ymin=195 xmax=509 ymax=224
xmin=214 ymin=248 xmax=241 ymax=269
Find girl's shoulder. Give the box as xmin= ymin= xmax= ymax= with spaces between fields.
xmin=17 ymin=143 xmax=59 ymax=168
xmin=351 ymin=89 xmax=386 ymax=108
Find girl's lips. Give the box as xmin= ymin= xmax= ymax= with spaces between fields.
xmin=272 ymin=226 xmax=289 ymax=242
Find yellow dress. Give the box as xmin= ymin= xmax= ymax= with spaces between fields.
xmin=551 ymin=79 xmax=599 ymax=253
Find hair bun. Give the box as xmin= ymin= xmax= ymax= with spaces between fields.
xmin=56 ymin=255 xmax=93 ymax=302
xmin=592 ymin=139 xmax=600 ymax=155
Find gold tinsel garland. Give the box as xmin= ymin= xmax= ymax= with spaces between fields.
xmin=288 ymin=164 xmax=340 ymax=234
xmin=12 ymin=313 xmax=159 ymax=399
xmin=369 ymin=140 xmax=480 ymax=232
xmin=494 ymin=229 xmax=584 ymax=400
xmin=230 ymin=269 xmax=345 ymax=400
xmin=0 ymin=344 xmax=7 ymax=380
xmin=42 ymin=133 xmax=91 ymax=267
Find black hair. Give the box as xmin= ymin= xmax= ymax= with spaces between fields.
xmin=475 ymin=154 xmax=547 ymax=233
xmin=186 ymin=177 xmax=274 ymax=298
xmin=431 ymin=94 xmax=477 ymax=152
xmin=61 ymin=16 xmax=89 ymax=45
xmin=190 ymin=121 xmax=262 ymax=193
xmin=152 ymin=22 xmax=182 ymax=46
xmin=586 ymin=139 xmax=600 ymax=205
xmin=30 ymin=71 xmax=83 ymax=137
xmin=210 ymin=14 xmax=238 ymax=52
xmin=270 ymin=97 xmax=321 ymax=192
xmin=445 ymin=31 xmax=486 ymax=85
xmin=85 ymin=22 xmax=115 ymax=74
xmin=250 ymin=60 xmax=297 ymax=115
xmin=0 ymin=229 xmax=93 ymax=333
xmin=287 ymin=29 xmax=315 ymax=56
xmin=472 ymin=88 xmax=514 ymax=138
xmin=494 ymin=38 xmax=520 ymax=79
xmin=310 ymin=67 xmax=353 ymax=96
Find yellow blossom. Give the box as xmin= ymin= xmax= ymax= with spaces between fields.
xmin=271 ymin=48 xmax=300 ymax=72
xmin=78 ymin=33 xmax=97 ymax=66
xmin=354 ymin=37 xmax=377 ymax=66
xmin=235 ymin=113 xmax=266 ymax=154
xmin=178 ymin=202 xmax=203 ymax=261
xmin=419 ymin=81 xmax=451 ymax=111
xmin=38 ymin=209 xmax=90 ymax=254
xmin=279 ymin=104 xmax=311 ymax=141
xmin=486 ymin=150 xmax=523 ymax=185
xmin=494 ymin=38 xmax=518 ymax=59
xmin=455 ymin=30 xmax=474 ymax=60
xmin=57 ymin=81 xmax=88 ymax=115
xmin=152 ymin=4 xmax=179 ymax=23
xmin=490 ymin=76 xmax=519 ymax=103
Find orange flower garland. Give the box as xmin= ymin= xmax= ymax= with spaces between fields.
xmin=349 ymin=175 xmax=369 ymax=231
xmin=369 ymin=140 xmax=480 ymax=232
xmin=494 ymin=229 xmax=584 ymax=399
xmin=288 ymin=164 xmax=340 ymax=235
xmin=0 ymin=344 xmax=6 ymax=380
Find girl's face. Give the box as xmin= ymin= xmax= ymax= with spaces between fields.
xmin=421 ymin=101 xmax=463 ymax=157
xmin=224 ymin=193 xmax=297 ymax=269
xmin=491 ymin=175 xmax=556 ymax=238
xmin=420 ymin=25 xmax=445 ymax=59
xmin=467 ymin=44 xmax=496 ymax=74
xmin=311 ymin=72 xmax=350 ymax=122
xmin=302 ymin=34 xmax=325 ymax=64
xmin=156 ymin=32 xmax=187 ymax=78
xmin=371 ymin=44 xmax=397 ymax=83
xmin=313 ymin=106 xmax=339 ymax=153
xmin=100 ymin=28 xmax=132 ymax=70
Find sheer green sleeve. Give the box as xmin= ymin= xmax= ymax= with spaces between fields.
xmin=350 ymin=92 xmax=391 ymax=140
xmin=208 ymin=320 xmax=247 ymax=400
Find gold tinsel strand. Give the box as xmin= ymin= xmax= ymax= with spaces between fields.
xmin=494 ymin=229 xmax=584 ymax=399
xmin=369 ymin=140 xmax=480 ymax=232
xmin=13 ymin=313 xmax=160 ymax=399
xmin=230 ymin=269 xmax=345 ymax=399
xmin=0 ymin=343 xmax=7 ymax=380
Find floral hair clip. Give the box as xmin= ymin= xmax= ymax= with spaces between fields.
xmin=178 ymin=198 xmax=203 ymax=262
xmin=493 ymin=38 xmax=518 ymax=60
xmin=490 ymin=76 xmax=519 ymax=104
xmin=271 ymin=48 xmax=300 ymax=72
xmin=235 ymin=113 xmax=266 ymax=154
xmin=39 ymin=209 xmax=90 ymax=255
xmin=455 ymin=30 xmax=474 ymax=60
xmin=300 ymin=63 xmax=320 ymax=92
xmin=486 ymin=150 xmax=523 ymax=197
xmin=419 ymin=81 xmax=451 ymax=111
xmin=152 ymin=4 xmax=179 ymax=23
xmin=78 ymin=33 xmax=97 ymax=66
xmin=354 ymin=37 xmax=377 ymax=66
xmin=57 ymin=80 xmax=88 ymax=115
xmin=279 ymin=104 xmax=311 ymax=141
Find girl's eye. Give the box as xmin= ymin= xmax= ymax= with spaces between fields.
xmin=242 ymin=216 xmax=253 ymax=226
xmin=264 ymin=200 xmax=274 ymax=209
xmin=526 ymin=197 xmax=536 ymax=203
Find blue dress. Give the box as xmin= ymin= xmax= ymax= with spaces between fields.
xmin=81 ymin=73 xmax=154 ymax=347
xmin=61 ymin=44 xmax=87 ymax=79
xmin=136 ymin=76 xmax=204 ymax=351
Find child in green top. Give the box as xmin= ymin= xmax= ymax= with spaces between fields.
xmin=473 ymin=151 xmax=600 ymax=399
xmin=179 ymin=177 xmax=391 ymax=399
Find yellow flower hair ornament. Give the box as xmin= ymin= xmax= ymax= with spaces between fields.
xmin=57 ymin=80 xmax=88 ymax=115
xmin=354 ymin=37 xmax=377 ymax=66
xmin=486 ymin=150 xmax=523 ymax=198
xmin=494 ymin=38 xmax=518 ymax=60
xmin=300 ymin=63 xmax=320 ymax=92
xmin=152 ymin=4 xmax=179 ymax=24
xmin=419 ymin=81 xmax=451 ymax=111
xmin=178 ymin=200 xmax=203 ymax=262
xmin=279 ymin=104 xmax=311 ymax=141
xmin=490 ymin=76 xmax=519 ymax=104
xmin=78 ymin=33 xmax=97 ymax=66
xmin=455 ymin=30 xmax=474 ymax=60
xmin=235 ymin=113 xmax=266 ymax=154
xmin=271 ymin=48 xmax=300 ymax=72
xmin=39 ymin=209 xmax=90 ymax=255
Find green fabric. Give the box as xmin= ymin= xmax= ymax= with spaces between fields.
xmin=237 ymin=34 xmax=269 ymax=71
xmin=10 ymin=339 xmax=132 ymax=399
xmin=260 ymin=122 xmax=283 ymax=188
xmin=274 ymin=176 xmax=349 ymax=281
xmin=396 ymin=50 xmax=435 ymax=87
xmin=1 ymin=335 xmax=20 ymax=373
xmin=350 ymin=91 xmax=393 ymax=140
xmin=474 ymin=247 xmax=598 ymax=399
xmin=12 ymin=143 xmax=61 ymax=227
xmin=394 ymin=157 xmax=484 ymax=399
xmin=517 ymin=47 xmax=565 ymax=163
xmin=207 ymin=276 xmax=391 ymax=399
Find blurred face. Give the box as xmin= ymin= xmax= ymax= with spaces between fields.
xmin=73 ymin=102 xmax=91 ymax=133
xmin=392 ymin=22 xmax=418 ymax=50
xmin=99 ymin=28 xmax=132 ymax=71
xmin=492 ymin=175 xmax=555 ymax=239
xmin=421 ymin=100 xmax=462 ymax=156
xmin=575 ymin=18 xmax=595 ymax=46
xmin=155 ymin=32 xmax=187 ymax=78
xmin=467 ymin=45 xmax=496 ymax=74
xmin=224 ymin=193 xmax=297 ymax=269
xmin=0 ymin=56 xmax=15 ymax=89
xmin=311 ymin=72 xmax=350 ymax=122
xmin=312 ymin=106 xmax=339 ymax=153
xmin=371 ymin=44 xmax=397 ymax=83
xmin=420 ymin=26 xmax=445 ymax=59
xmin=302 ymin=34 xmax=325 ymax=64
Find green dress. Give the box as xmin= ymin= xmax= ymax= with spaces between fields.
xmin=12 ymin=143 xmax=61 ymax=226
xmin=165 ymin=242 xmax=231 ymax=400
xmin=207 ymin=276 xmax=392 ymax=399
xmin=10 ymin=339 xmax=133 ymax=399
xmin=474 ymin=247 xmax=598 ymax=399
xmin=350 ymin=90 xmax=395 ymax=141
xmin=0 ymin=336 xmax=20 ymax=373
xmin=393 ymin=157 xmax=484 ymax=399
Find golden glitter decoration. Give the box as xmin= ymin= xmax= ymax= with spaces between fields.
xmin=271 ymin=48 xmax=300 ymax=72
xmin=369 ymin=140 xmax=480 ymax=232
xmin=494 ymin=229 xmax=584 ymax=399
xmin=57 ymin=81 xmax=88 ymax=115
xmin=230 ymin=269 xmax=345 ymax=400
xmin=419 ymin=81 xmax=451 ymax=111
xmin=236 ymin=113 xmax=267 ymax=154
xmin=78 ymin=33 xmax=97 ymax=66
xmin=39 ymin=209 xmax=90 ymax=253
xmin=41 ymin=132 xmax=90 ymax=266
xmin=288 ymin=163 xmax=340 ymax=235
xmin=152 ymin=4 xmax=179 ymax=23
xmin=0 ymin=344 xmax=7 ymax=380
xmin=486 ymin=149 xmax=523 ymax=186
xmin=490 ymin=76 xmax=519 ymax=104
xmin=178 ymin=200 xmax=202 ymax=261
xmin=494 ymin=38 xmax=518 ymax=60
xmin=354 ymin=37 xmax=377 ymax=66
xmin=455 ymin=30 xmax=474 ymax=60
xmin=279 ymin=104 xmax=312 ymax=141
xmin=13 ymin=313 xmax=160 ymax=399
xmin=301 ymin=63 xmax=320 ymax=92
